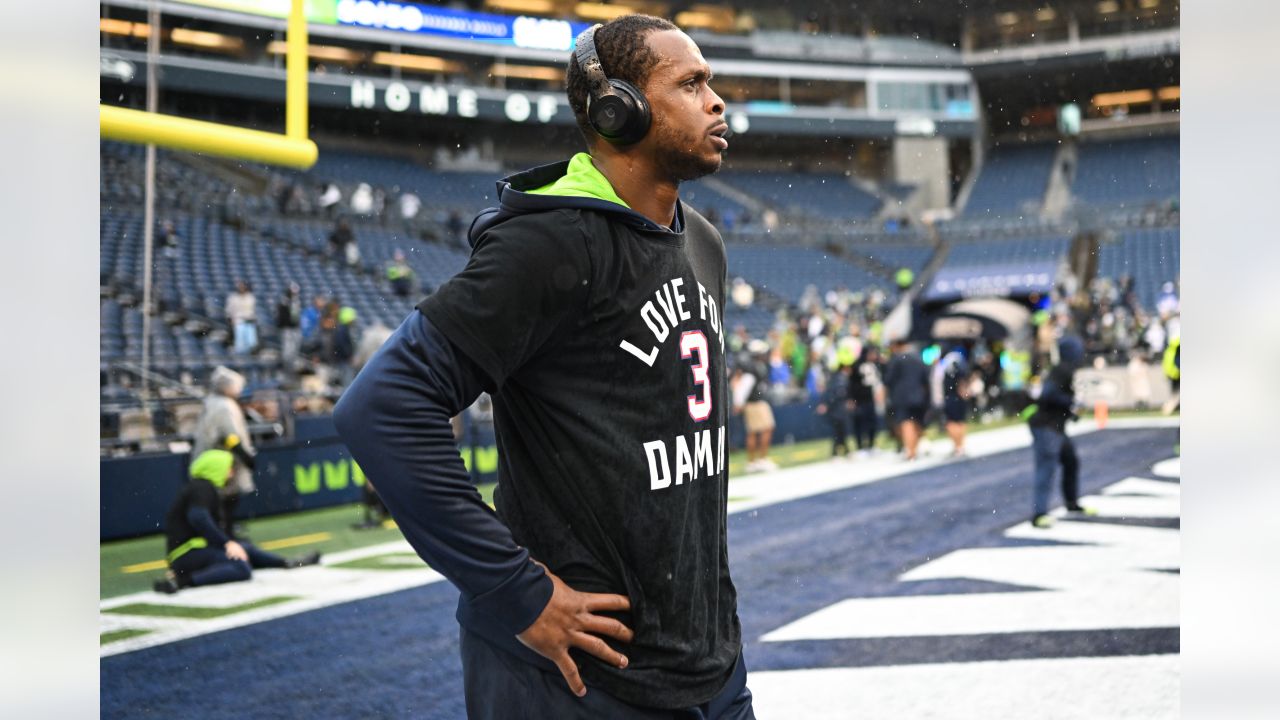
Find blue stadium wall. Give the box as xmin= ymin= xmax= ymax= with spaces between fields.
xmin=101 ymin=404 xmax=830 ymax=541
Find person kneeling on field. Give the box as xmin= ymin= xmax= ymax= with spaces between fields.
xmin=153 ymin=448 xmax=320 ymax=594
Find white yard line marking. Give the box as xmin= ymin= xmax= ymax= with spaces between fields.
xmin=101 ymin=540 xmax=446 ymax=656
xmin=1152 ymin=456 xmax=1180 ymax=478
xmin=761 ymin=476 xmax=1179 ymax=641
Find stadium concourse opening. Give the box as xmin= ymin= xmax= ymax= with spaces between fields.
xmin=100 ymin=0 xmax=1179 ymax=716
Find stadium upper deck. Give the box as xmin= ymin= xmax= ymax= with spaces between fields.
xmin=99 ymin=0 xmax=1177 ymax=214
xmin=97 ymin=1 xmax=1179 ymax=447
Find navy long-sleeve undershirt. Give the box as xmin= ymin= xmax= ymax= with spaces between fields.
xmin=187 ymin=506 xmax=229 ymax=547
xmin=332 ymin=311 xmax=553 ymax=637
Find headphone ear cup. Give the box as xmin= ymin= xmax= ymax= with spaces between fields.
xmin=588 ymin=94 xmax=633 ymax=143
xmin=607 ymin=79 xmax=651 ymax=145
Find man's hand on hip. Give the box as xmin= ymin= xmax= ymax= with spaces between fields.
xmin=516 ymin=561 xmax=632 ymax=698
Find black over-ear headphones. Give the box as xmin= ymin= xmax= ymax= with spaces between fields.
xmin=574 ymin=24 xmax=652 ymax=146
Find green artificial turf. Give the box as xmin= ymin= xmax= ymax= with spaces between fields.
xmin=104 ymin=595 xmax=299 ymax=620
xmin=101 ymin=628 xmax=152 ymax=645
xmin=101 ymin=484 xmax=500 ymax=600
xmin=328 ymin=552 xmax=429 ymax=571
xmin=102 ymin=410 xmax=1167 ymax=599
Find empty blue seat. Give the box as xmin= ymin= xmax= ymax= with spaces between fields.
xmin=964 ymin=143 xmax=1056 ymax=217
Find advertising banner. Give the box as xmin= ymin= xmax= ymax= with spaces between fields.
xmin=101 ymin=407 xmax=835 ymax=541
xmin=174 ymin=0 xmax=339 ymax=24
xmin=333 ymin=0 xmax=592 ymax=51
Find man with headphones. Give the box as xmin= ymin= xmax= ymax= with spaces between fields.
xmin=335 ymin=14 xmax=753 ymax=719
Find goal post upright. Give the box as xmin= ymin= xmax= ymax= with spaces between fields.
xmin=99 ymin=0 xmax=318 ymax=170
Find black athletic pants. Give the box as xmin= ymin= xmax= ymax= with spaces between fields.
xmin=460 ymin=627 xmax=755 ymax=720
xmin=851 ymin=403 xmax=878 ymax=450
xmin=1031 ymin=427 xmax=1081 ymax=517
xmin=829 ymin=416 xmax=849 ymax=456
xmin=170 ymin=543 xmax=287 ymax=587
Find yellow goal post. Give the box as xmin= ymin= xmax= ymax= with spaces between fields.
xmin=99 ymin=0 xmax=318 ymax=169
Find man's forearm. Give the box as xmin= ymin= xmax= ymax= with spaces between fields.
xmin=1039 ymin=382 xmax=1074 ymax=410
xmin=333 ymin=312 xmax=552 ymax=635
xmin=186 ymin=507 xmax=229 ymax=548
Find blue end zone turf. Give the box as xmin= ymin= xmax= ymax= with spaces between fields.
xmin=102 ymin=428 xmax=1177 ymax=719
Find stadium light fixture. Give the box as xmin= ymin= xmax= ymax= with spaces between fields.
xmin=575 ymin=3 xmax=635 ymax=21
xmin=1035 ymin=8 xmax=1057 ymax=22
xmin=372 ymin=51 xmax=460 ymax=74
xmin=1157 ymin=86 xmax=1180 ymax=101
xmin=489 ymin=62 xmax=564 ymax=82
xmin=486 ymin=0 xmax=558 ymax=15
xmin=100 ymin=18 xmax=146 ymax=37
xmin=1092 ymin=89 xmax=1154 ymax=107
xmin=170 ymin=28 xmax=245 ymax=51
xmin=100 ymin=19 xmax=244 ymax=52
xmin=1140 ymin=0 xmax=1160 ymax=8
xmin=1096 ymin=1 xmax=1120 ymax=14
xmin=996 ymin=12 xmax=1020 ymax=26
xmin=267 ymin=40 xmax=363 ymax=64
xmin=676 ymin=4 xmax=735 ymax=32
xmin=675 ymin=11 xmax=721 ymax=30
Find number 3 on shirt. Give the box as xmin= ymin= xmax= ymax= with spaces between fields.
xmin=681 ymin=331 xmax=712 ymax=422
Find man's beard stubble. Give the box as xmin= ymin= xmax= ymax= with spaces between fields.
xmin=651 ymin=117 xmax=723 ymax=183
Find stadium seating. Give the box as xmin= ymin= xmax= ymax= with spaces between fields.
xmin=292 ymin=149 xmax=504 ymax=217
xmin=99 ymin=135 xmax=1174 ymax=415
xmin=726 ymin=244 xmax=889 ymax=306
xmin=717 ymin=171 xmax=882 ymax=219
xmin=846 ymin=243 xmax=934 ymax=273
xmin=100 ymin=141 xmax=272 ymax=216
xmin=100 ymin=138 xmax=484 ymax=405
xmin=679 ymin=179 xmax=752 ymax=223
xmin=100 ymin=208 xmax=423 ymax=387
xmin=1095 ymin=227 xmax=1180 ymax=310
xmin=963 ymin=142 xmax=1056 ymax=217
xmin=1072 ymin=135 xmax=1179 ymax=208
xmin=944 ymin=234 xmax=1071 ymax=268
xmin=296 ymin=148 xmax=765 ymax=225
xmin=256 ymin=216 xmax=469 ymax=291
xmin=723 ymin=303 xmax=776 ymax=339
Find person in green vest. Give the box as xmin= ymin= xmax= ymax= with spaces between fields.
xmin=1000 ymin=347 xmax=1032 ymax=418
xmin=386 ymin=249 xmax=417 ymax=298
xmin=153 ymin=447 xmax=320 ymax=594
xmin=1162 ymin=334 xmax=1180 ymax=415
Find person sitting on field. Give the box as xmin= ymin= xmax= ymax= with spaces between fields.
xmin=153 ymin=448 xmax=320 ymax=594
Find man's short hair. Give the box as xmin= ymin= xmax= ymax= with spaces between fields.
xmin=565 ymin=14 xmax=678 ymax=147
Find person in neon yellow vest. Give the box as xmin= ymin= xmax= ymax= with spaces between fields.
xmin=153 ymin=447 xmax=320 ymax=594
xmin=386 ymin=249 xmax=416 ymax=298
xmin=1162 ymin=335 xmax=1180 ymax=415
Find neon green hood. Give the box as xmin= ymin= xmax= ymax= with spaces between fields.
xmin=471 ymin=153 xmax=682 ymax=241
xmin=190 ymin=449 xmax=234 ymax=488
xmin=527 ymin=152 xmax=631 ymax=209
